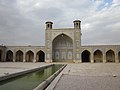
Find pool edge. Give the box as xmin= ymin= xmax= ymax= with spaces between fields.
xmin=0 ymin=64 xmax=53 ymax=81
xmin=33 ymin=64 xmax=67 ymax=90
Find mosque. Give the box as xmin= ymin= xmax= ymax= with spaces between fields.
xmin=0 ymin=20 xmax=120 ymax=63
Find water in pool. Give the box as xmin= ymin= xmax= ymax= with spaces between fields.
xmin=0 ymin=64 xmax=63 ymax=90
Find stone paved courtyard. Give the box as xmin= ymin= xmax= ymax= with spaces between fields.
xmin=0 ymin=63 xmax=120 ymax=90
xmin=47 ymin=63 xmax=120 ymax=90
xmin=0 ymin=62 xmax=50 ymax=77
xmin=64 ymin=63 xmax=120 ymax=76
xmin=54 ymin=75 xmax=120 ymax=90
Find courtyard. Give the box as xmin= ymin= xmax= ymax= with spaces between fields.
xmin=0 ymin=63 xmax=120 ymax=90
xmin=46 ymin=63 xmax=120 ymax=90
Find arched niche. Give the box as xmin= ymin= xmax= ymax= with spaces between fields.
xmin=52 ymin=33 xmax=73 ymax=62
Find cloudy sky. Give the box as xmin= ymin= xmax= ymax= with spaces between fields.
xmin=0 ymin=0 xmax=120 ymax=46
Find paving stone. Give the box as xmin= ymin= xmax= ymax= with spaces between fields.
xmin=54 ymin=75 xmax=120 ymax=90
xmin=53 ymin=63 xmax=120 ymax=90
xmin=0 ymin=62 xmax=50 ymax=77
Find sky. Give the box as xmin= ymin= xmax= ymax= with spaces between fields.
xmin=0 ymin=0 xmax=120 ymax=46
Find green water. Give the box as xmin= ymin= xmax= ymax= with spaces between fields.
xmin=0 ymin=64 xmax=63 ymax=90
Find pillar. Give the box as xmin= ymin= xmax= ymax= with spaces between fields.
xmin=33 ymin=53 xmax=36 ymax=63
xmin=115 ymin=52 xmax=119 ymax=63
xmin=103 ymin=52 xmax=106 ymax=63
xmin=13 ymin=52 xmax=16 ymax=62
xmin=3 ymin=50 xmax=6 ymax=62
xmin=1 ymin=51 xmax=5 ymax=62
xmin=80 ymin=53 xmax=82 ymax=63
xmin=23 ymin=53 xmax=26 ymax=62
xmin=90 ymin=53 xmax=94 ymax=63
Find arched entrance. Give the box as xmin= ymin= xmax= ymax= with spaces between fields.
xmin=6 ymin=50 xmax=13 ymax=62
xmin=106 ymin=50 xmax=115 ymax=62
xmin=94 ymin=50 xmax=103 ymax=62
xmin=82 ymin=50 xmax=90 ymax=62
xmin=16 ymin=50 xmax=23 ymax=62
xmin=25 ymin=51 xmax=34 ymax=62
xmin=0 ymin=50 xmax=2 ymax=62
xmin=118 ymin=51 xmax=120 ymax=62
xmin=36 ymin=50 xmax=45 ymax=62
xmin=52 ymin=34 xmax=73 ymax=62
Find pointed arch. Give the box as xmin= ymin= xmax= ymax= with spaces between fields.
xmin=52 ymin=33 xmax=73 ymax=62
xmin=53 ymin=33 xmax=73 ymax=42
xmin=106 ymin=50 xmax=115 ymax=62
xmin=25 ymin=50 xmax=34 ymax=62
xmin=94 ymin=50 xmax=103 ymax=63
xmin=118 ymin=51 xmax=120 ymax=62
xmin=16 ymin=50 xmax=23 ymax=62
xmin=52 ymin=33 xmax=73 ymax=47
xmin=6 ymin=50 xmax=13 ymax=62
xmin=82 ymin=50 xmax=91 ymax=62
xmin=36 ymin=50 xmax=45 ymax=62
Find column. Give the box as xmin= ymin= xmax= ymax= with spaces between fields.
xmin=90 ymin=53 xmax=94 ymax=63
xmin=103 ymin=52 xmax=106 ymax=63
xmin=13 ymin=52 xmax=16 ymax=62
xmin=33 ymin=53 xmax=36 ymax=63
xmin=1 ymin=51 xmax=5 ymax=62
xmin=23 ymin=53 xmax=26 ymax=62
xmin=4 ymin=51 xmax=6 ymax=62
xmin=115 ymin=52 xmax=119 ymax=63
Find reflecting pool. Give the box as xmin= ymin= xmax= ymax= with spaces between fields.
xmin=0 ymin=64 xmax=63 ymax=90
